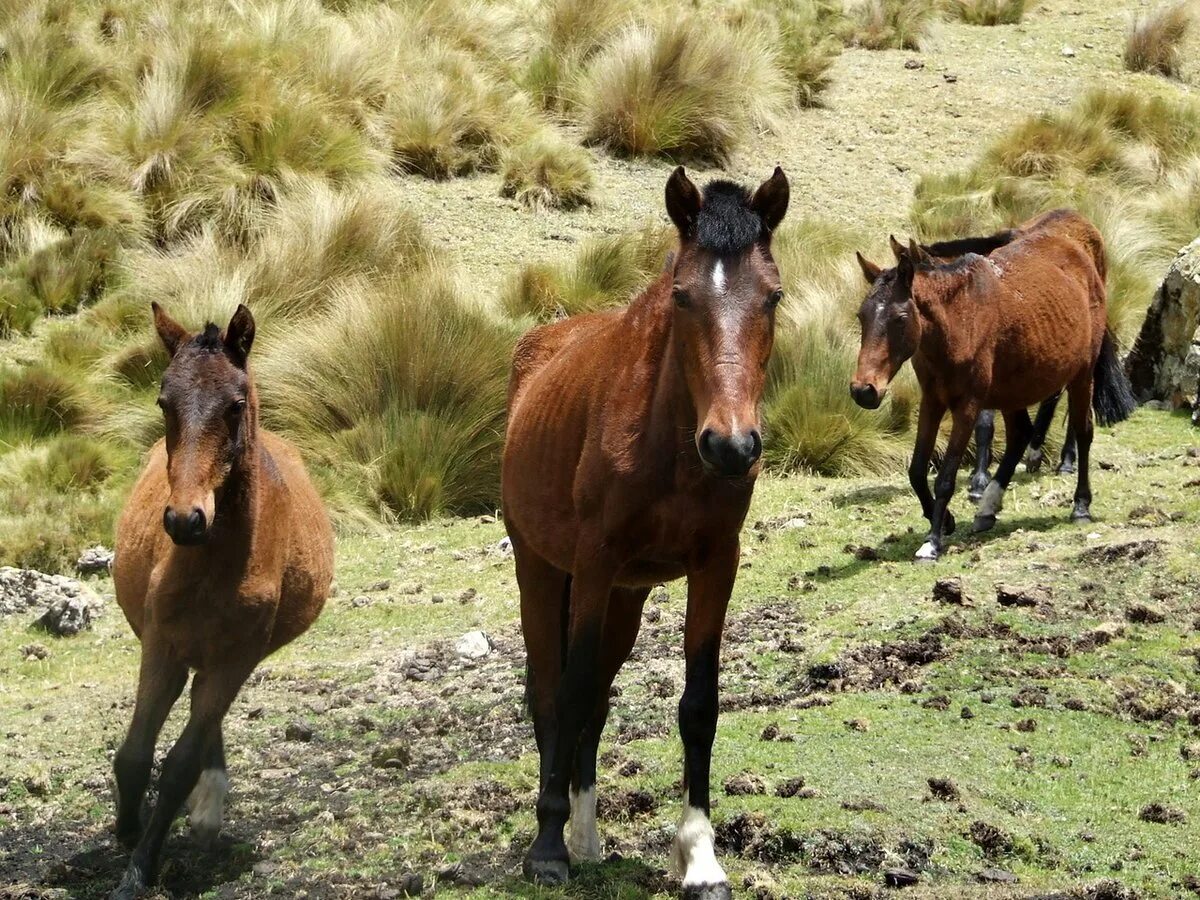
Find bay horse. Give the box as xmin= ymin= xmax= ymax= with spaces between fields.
xmin=908 ymin=231 xmax=1078 ymax=499
xmin=108 ymin=304 xmax=333 ymax=899
xmin=851 ymin=209 xmax=1135 ymax=561
xmin=502 ymin=166 xmax=789 ymax=898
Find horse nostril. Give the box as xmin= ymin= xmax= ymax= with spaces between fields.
xmin=187 ymin=508 xmax=206 ymax=538
xmin=163 ymin=508 xmax=177 ymax=536
xmin=850 ymin=382 xmax=879 ymax=409
xmin=747 ymin=429 xmax=762 ymax=463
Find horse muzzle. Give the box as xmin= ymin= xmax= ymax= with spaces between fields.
xmin=163 ymin=506 xmax=210 ymax=545
xmin=850 ymin=381 xmax=885 ymax=410
xmin=697 ymin=427 xmax=762 ymax=478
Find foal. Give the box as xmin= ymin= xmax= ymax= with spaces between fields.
xmin=503 ymin=167 xmax=789 ymax=898
xmin=109 ymin=304 xmax=333 ymax=899
xmin=851 ymin=209 xmax=1135 ymax=561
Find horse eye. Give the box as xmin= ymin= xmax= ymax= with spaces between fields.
xmin=767 ymin=289 xmax=784 ymax=308
xmin=672 ymin=286 xmax=690 ymax=308
xmin=229 ymin=399 xmax=247 ymax=416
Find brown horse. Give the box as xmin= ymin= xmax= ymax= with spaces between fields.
xmin=851 ymin=209 xmax=1135 ymax=561
xmin=502 ymin=167 xmax=789 ymax=898
xmin=108 ymin=304 xmax=333 ymax=899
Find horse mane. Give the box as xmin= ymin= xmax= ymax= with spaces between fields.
xmin=696 ymin=180 xmax=762 ymax=256
xmin=191 ymin=323 xmax=223 ymax=352
xmin=924 ymin=229 xmax=1017 ymax=260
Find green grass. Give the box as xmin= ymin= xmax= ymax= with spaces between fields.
xmin=499 ymin=131 xmax=597 ymax=210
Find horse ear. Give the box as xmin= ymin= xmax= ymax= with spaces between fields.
xmin=889 ymin=235 xmax=906 ymax=264
xmin=908 ymin=239 xmax=932 ymax=267
xmin=750 ymin=166 xmax=789 ymax=234
xmin=152 ymin=302 xmax=188 ymax=358
xmin=665 ymin=166 xmax=701 ymax=237
xmin=856 ymin=251 xmax=882 ymax=285
xmin=224 ymin=304 xmax=255 ymax=367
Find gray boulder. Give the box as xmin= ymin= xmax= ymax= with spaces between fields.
xmin=76 ymin=545 xmax=115 ymax=575
xmin=1127 ymin=237 xmax=1200 ymax=418
xmin=0 ymin=566 xmax=103 ymax=633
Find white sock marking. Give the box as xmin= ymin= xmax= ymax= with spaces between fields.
xmin=978 ymin=480 xmax=1004 ymax=517
xmin=567 ymin=786 xmax=601 ymax=863
xmin=187 ymin=768 xmax=229 ymax=838
xmin=670 ymin=792 xmax=727 ymax=888
xmin=711 ymin=260 xmax=726 ymax=294
xmin=915 ymin=540 xmax=938 ymax=560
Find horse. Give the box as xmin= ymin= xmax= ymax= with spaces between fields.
xmin=108 ymin=304 xmax=333 ymax=900
xmin=898 ymin=231 xmax=1078 ymax=499
xmin=502 ymin=166 xmax=789 ymax=898
xmin=850 ymin=209 xmax=1136 ymax=561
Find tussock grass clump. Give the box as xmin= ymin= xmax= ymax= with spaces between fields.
xmin=727 ymin=0 xmax=844 ymax=108
xmin=842 ymin=0 xmax=939 ymax=50
xmin=0 ymin=363 xmax=92 ymax=441
xmin=500 ymin=132 xmax=596 ymax=210
xmin=501 ymin=225 xmax=673 ymax=321
xmin=523 ymin=0 xmax=633 ymax=113
xmin=1124 ymin=2 xmax=1194 ymax=78
xmin=911 ymin=87 xmax=1200 ymax=343
xmin=945 ymin=0 xmax=1027 ymax=26
xmin=579 ymin=18 xmax=791 ymax=161
xmin=257 ymin=268 xmax=516 ymax=522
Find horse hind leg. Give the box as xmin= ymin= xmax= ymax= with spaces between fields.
xmin=968 ymin=410 xmax=995 ymax=501
xmin=972 ymin=408 xmax=1033 ymax=534
xmin=187 ymin=727 xmax=228 ymax=845
xmin=568 ymin=585 xmax=648 ymax=865
xmin=1025 ymin=393 xmax=1060 ymax=473
xmin=1066 ymin=375 xmax=1095 ymax=522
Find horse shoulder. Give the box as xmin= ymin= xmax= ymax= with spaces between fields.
xmin=113 ymin=440 xmax=172 ymax=638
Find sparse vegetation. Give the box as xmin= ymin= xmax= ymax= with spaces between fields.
xmin=1124 ymin=1 xmax=1194 ymax=78
xmin=944 ymin=0 xmax=1027 ymax=26
xmin=842 ymin=0 xmax=939 ymax=50
xmin=500 ymin=132 xmax=596 ymax=210
xmin=579 ymin=18 xmax=792 ymax=161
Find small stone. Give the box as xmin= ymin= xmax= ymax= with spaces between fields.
xmin=944 ymin=73 xmax=958 ymax=83
xmin=430 ymin=594 xmax=445 ymax=604
xmin=367 ymin=580 xmax=390 ymax=592
xmin=978 ymin=867 xmax=1018 ymax=883
xmin=1061 ymin=45 xmax=1076 ymax=57
xmin=285 ymin=721 xmax=314 ymax=742
xmin=884 ymin=867 xmax=919 ymax=888
xmin=495 ymin=536 xmax=513 ymax=556
xmin=370 ymin=744 xmax=411 ymax=769
xmin=455 ymin=630 xmax=492 ymax=659
xmin=75 ymin=545 xmax=114 ymax=575
xmin=351 ymin=595 xmax=371 ymax=608
xmin=904 ymin=59 xmax=924 ymax=70
xmin=35 ymin=596 xmax=95 ymax=636
xmin=397 ymin=874 xmax=423 ymax=897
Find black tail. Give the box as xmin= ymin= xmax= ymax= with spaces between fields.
xmin=923 ymin=228 xmax=1017 ymax=260
xmin=1092 ymin=329 xmax=1137 ymax=427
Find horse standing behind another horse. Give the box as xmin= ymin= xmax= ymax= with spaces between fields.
xmin=503 ymin=166 xmax=789 ymax=899
xmin=108 ymin=304 xmax=333 ymax=900
xmin=851 ymin=209 xmax=1136 ymax=561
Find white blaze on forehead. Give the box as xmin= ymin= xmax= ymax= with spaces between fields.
xmin=567 ymin=787 xmax=602 ymax=863
xmin=711 ymin=259 xmax=726 ymax=294
xmin=670 ymin=792 xmax=728 ymax=888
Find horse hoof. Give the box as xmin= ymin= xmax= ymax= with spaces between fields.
xmin=972 ymin=514 xmax=996 ymax=533
xmin=1071 ymin=507 xmax=1091 ymax=523
xmin=683 ymin=883 xmax=734 ymax=900
xmin=523 ymin=856 xmax=569 ymax=886
xmin=914 ymin=541 xmax=939 ymax=563
xmin=1058 ymin=463 xmax=1076 ymax=475
xmin=108 ymin=864 xmax=146 ymax=900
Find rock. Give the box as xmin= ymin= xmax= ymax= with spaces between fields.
xmin=1 ymin=566 xmax=101 ymax=620
xmin=995 ymin=583 xmax=1050 ymax=608
xmin=494 ymin=536 xmax=513 ymax=556
xmin=884 ymin=867 xmax=919 ymax=888
xmin=943 ymin=72 xmax=958 ymax=82
xmin=904 ymin=58 xmax=924 ymax=69
xmin=367 ymin=580 xmax=390 ymax=592
xmin=1061 ymin=45 xmax=1076 ymax=57
xmin=396 ymin=873 xmax=423 ymax=897
xmin=932 ymin=576 xmax=971 ymax=605
xmin=34 ymin=596 xmax=95 ymax=636
xmin=455 ymin=630 xmax=492 ymax=659
xmin=75 ymin=545 xmax=114 ymax=575
xmin=370 ymin=744 xmax=411 ymax=769
xmin=1127 ymin=238 xmax=1200 ymax=413
xmin=285 ymin=721 xmax=314 ymax=742
xmin=977 ymin=867 xmax=1018 ymax=883
xmin=351 ymin=595 xmax=371 ymax=608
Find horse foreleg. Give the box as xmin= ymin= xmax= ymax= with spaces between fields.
xmin=568 ymin=586 xmax=647 ymax=865
xmin=908 ymin=395 xmax=947 ymax=530
xmin=187 ymin=727 xmax=227 ymax=845
xmin=1057 ymin=424 xmax=1078 ymax=474
xmin=1025 ymin=392 xmax=1061 ymax=472
xmin=524 ymin=550 xmax=614 ymax=887
xmin=110 ymin=660 xmax=255 ymax=900
xmin=972 ymin=408 xmax=1033 ymax=533
xmin=968 ymin=409 xmax=995 ymax=501
xmin=113 ymin=636 xmax=188 ymax=849
xmin=671 ymin=542 xmax=738 ymax=900
xmin=917 ymin=406 xmax=975 ymax=562
xmin=1066 ymin=375 xmax=1094 ymax=521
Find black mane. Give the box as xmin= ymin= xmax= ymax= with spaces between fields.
xmin=695 ymin=180 xmax=762 ymax=256
xmin=190 ymin=323 xmax=223 ymax=352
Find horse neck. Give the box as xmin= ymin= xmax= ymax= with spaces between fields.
xmin=912 ymin=269 xmax=973 ymax=365
xmin=632 ymin=275 xmax=700 ymax=454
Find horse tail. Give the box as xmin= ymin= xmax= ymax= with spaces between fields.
xmin=1092 ymin=329 xmax=1136 ymax=427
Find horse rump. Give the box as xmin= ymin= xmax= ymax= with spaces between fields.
xmin=1092 ymin=329 xmax=1137 ymax=427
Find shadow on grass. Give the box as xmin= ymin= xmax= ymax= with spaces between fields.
xmin=828 ymin=484 xmax=908 ymax=508
xmin=1 ymin=822 xmax=261 ymax=900
xmin=479 ymin=856 xmax=670 ymax=900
